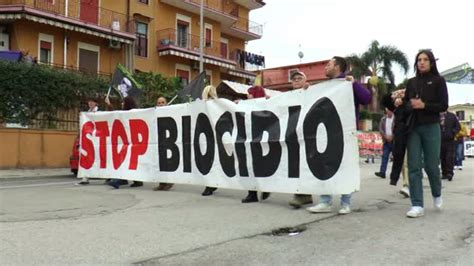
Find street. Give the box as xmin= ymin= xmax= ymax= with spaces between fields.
xmin=0 ymin=159 xmax=473 ymax=265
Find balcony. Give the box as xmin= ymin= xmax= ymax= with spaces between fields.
xmin=0 ymin=0 xmax=135 ymax=43
xmin=157 ymin=28 xmax=236 ymax=69
xmin=224 ymin=16 xmax=262 ymax=41
xmin=160 ymin=0 xmax=263 ymax=40
xmin=232 ymin=0 xmax=265 ymax=10
xmin=160 ymin=0 xmax=236 ymax=27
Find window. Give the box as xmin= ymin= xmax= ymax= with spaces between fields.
xmin=177 ymin=20 xmax=189 ymax=48
xmin=138 ymin=0 xmax=149 ymax=4
xmin=205 ymin=24 xmax=212 ymax=47
xmin=205 ymin=69 xmax=212 ymax=85
xmin=220 ymin=37 xmax=228 ymax=59
xmin=135 ymin=22 xmax=148 ymax=57
xmin=38 ymin=33 xmax=54 ymax=65
xmin=77 ymin=42 xmax=100 ymax=74
xmin=177 ymin=69 xmax=190 ymax=86
xmin=39 ymin=41 xmax=52 ymax=64
xmin=456 ymin=111 xmax=465 ymax=121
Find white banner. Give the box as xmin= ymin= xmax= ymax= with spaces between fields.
xmin=465 ymin=141 xmax=474 ymax=156
xmin=79 ymin=80 xmax=360 ymax=194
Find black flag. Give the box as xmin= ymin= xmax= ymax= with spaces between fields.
xmin=178 ymin=71 xmax=208 ymax=101
xmin=107 ymin=64 xmax=143 ymax=101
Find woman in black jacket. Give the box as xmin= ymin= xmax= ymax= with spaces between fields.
xmin=401 ymin=50 xmax=448 ymax=218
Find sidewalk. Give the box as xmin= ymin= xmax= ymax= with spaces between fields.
xmin=0 ymin=168 xmax=73 ymax=180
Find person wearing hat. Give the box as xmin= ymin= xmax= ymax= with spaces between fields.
xmin=288 ymin=70 xmax=314 ymax=208
xmin=290 ymin=70 xmax=310 ymax=90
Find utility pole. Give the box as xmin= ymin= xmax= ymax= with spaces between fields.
xmin=199 ymin=0 xmax=204 ymax=73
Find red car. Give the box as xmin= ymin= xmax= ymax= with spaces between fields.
xmin=70 ymin=136 xmax=79 ymax=176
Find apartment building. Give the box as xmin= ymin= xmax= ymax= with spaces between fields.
xmin=0 ymin=0 xmax=135 ymax=75
xmin=132 ymin=0 xmax=265 ymax=86
xmin=0 ymin=0 xmax=265 ymax=85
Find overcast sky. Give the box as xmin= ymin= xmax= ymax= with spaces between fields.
xmin=248 ymin=0 xmax=474 ymax=84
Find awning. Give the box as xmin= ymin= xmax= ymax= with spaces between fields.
xmin=217 ymin=80 xmax=281 ymax=97
xmin=159 ymin=49 xmax=236 ymax=69
xmin=0 ymin=13 xmax=135 ymax=44
xmin=228 ymin=69 xmax=257 ymax=80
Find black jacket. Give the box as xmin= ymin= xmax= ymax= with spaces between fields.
xmin=404 ymin=73 xmax=449 ymax=125
xmin=441 ymin=112 xmax=461 ymax=141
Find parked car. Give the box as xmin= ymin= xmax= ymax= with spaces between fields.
xmin=70 ymin=136 xmax=79 ymax=176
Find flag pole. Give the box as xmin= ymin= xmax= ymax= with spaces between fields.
xmin=199 ymin=0 xmax=204 ymax=73
xmin=168 ymin=94 xmax=179 ymax=105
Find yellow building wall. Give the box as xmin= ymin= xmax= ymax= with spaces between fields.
xmin=10 ymin=20 xmax=124 ymax=75
xmin=0 ymin=129 xmax=77 ymax=169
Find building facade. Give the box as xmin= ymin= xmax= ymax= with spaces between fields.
xmin=0 ymin=0 xmax=265 ymax=85
xmin=449 ymin=104 xmax=474 ymax=136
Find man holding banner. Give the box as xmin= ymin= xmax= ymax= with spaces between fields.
xmin=306 ymin=56 xmax=372 ymax=215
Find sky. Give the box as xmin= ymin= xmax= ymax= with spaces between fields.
xmin=247 ymin=0 xmax=474 ymax=84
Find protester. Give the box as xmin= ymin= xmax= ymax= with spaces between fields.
xmin=402 ymin=49 xmax=448 ymax=218
xmin=290 ymin=70 xmax=310 ymax=90
xmin=201 ymin=85 xmax=220 ymax=196
xmin=381 ymin=90 xmax=410 ymax=197
xmin=375 ymin=108 xmax=394 ymax=179
xmin=153 ymin=96 xmax=175 ymax=191
xmin=306 ymin=56 xmax=372 ymax=215
xmin=287 ymin=70 xmax=314 ymax=208
xmin=440 ymin=111 xmax=460 ymax=181
xmin=106 ymin=96 xmax=144 ymax=189
xmin=241 ymin=86 xmax=271 ymax=203
xmin=454 ymin=121 xmax=469 ymax=170
xmin=76 ymin=98 xmax=99 ymax=186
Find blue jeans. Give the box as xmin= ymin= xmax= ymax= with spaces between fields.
xmin=455 ymin=142 xmax=464 ymax=167
xmin=320 ymin=193 xmax=352 ymax=207
xmin=380 ymin=142 xmax=393 ymax=175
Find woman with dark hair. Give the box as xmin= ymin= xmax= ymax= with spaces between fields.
xmin=401 ymin=50 xmax=448 ymax=218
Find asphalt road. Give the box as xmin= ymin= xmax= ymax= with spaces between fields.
xmin=0 ymin=159 xmax=473 ymax=265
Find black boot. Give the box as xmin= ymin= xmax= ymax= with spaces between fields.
xmin=375 ymin=172 xmax=386 ymax=179
xmin=241 ymin=191 xmax=258 ymax=203
xmin=130 ymin=181 xmax=143 ymax=187
xmin=261 ymin=192 xmax=271 ymax=200
xmin=201 ymin=187 xmax=217 ymax=196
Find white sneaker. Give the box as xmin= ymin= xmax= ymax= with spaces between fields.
xmin=306 ymin=203 xmax=332 ymax=213
xmin=458 ymin=166 xmax=463 ymax=170
xmin=338 ymin=205 xmax=351 ymax=215
xmin=399 ymin=187 xmax=410 ymax=198
xmin=434 ymin=196 xmax=443 ymax=211
xmin=406 ymin=206 xmax=424 ymax=218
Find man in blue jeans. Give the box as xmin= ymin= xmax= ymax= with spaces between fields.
xmin=375 ymin=108 xmax=395 ymax=179
xmin=306 ymin=56 xmax=372 ymax=215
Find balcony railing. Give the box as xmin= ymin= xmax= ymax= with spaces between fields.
xmin=0 ymin=0 xmax=134 ymax=34
xmin=157 ymin=28 xmax=228 ymax=60
xmin=233 ymin=16 xmax=263 ymax=36
xmin=187 ymin=0 xmax=225 ymax=15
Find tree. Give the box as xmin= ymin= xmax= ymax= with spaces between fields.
xmin=133 ymin=71 xmax=182 ymax=108
xmin=346 ymin=40 xmax=409 ymax=111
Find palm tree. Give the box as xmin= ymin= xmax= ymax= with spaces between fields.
xmin=346 ymin=40 xmax=409 ymax=111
